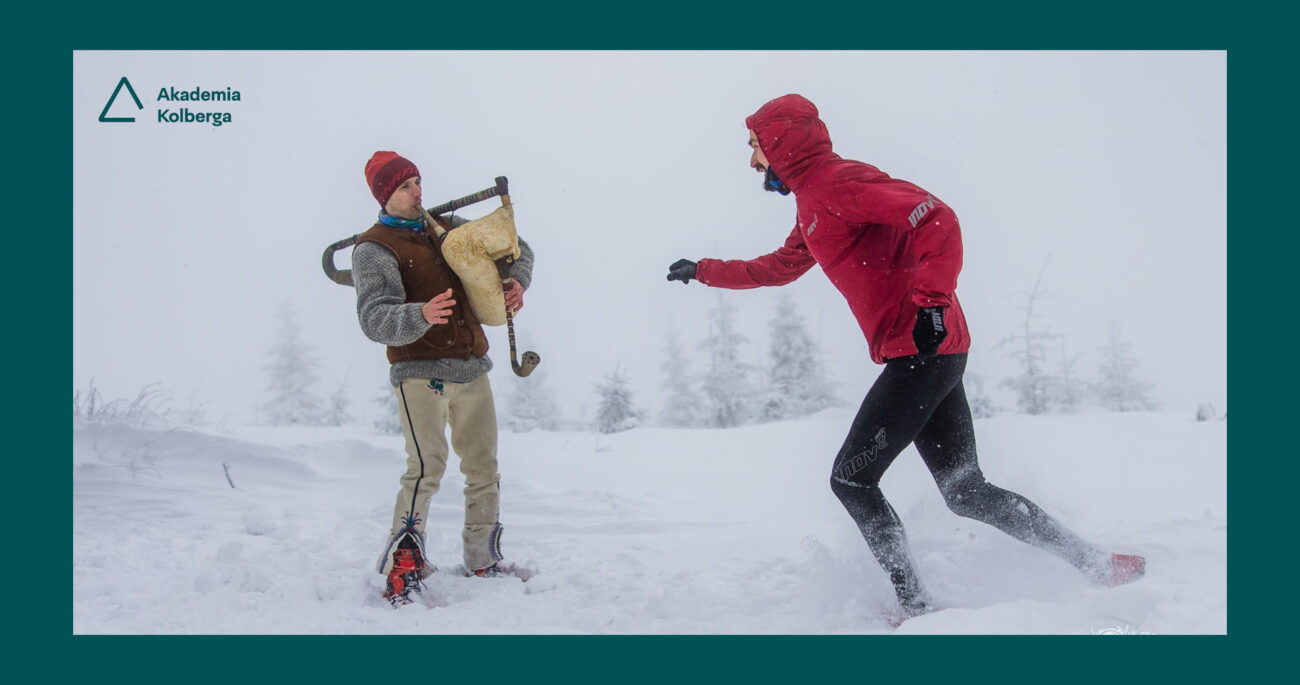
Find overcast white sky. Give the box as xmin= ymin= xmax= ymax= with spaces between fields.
xmin=73 ymin=51 xmax=1226 ymax=425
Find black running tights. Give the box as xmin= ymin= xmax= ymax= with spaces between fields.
xmin=829 ymin=353 xmax=1099 ymax=608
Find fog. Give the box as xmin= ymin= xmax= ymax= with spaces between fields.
xmin=73 ymin=51 xmax=1226 ymax=426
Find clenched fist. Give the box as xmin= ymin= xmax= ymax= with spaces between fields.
xmin=666 ymin=259 xmax=697 ymax=284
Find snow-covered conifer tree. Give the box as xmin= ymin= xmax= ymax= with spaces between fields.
xmin=372 ymin=383 xmax=402 ymax=434
xmin=259 ymin=305 xmax=325 ymax=425
xmin=594 ymin=363 xmax=642 ymax=434
xmin=659 ymin=324 xmax=706 ymax=428
xmin=1093 ymin=319 xmax=1159 ymax=412
xmin=507 ymin=367 xmax=563 ymax=432
xmin=702 ymin=294 xmax=753 ymax=427
xmin=321 ymin=374 xmax=353 ymax=426
xmin=759 ymin=294 xmax=835 ymax=421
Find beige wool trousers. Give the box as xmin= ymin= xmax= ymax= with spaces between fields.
xmin=376 ymin=374 xmax=503 ymax=574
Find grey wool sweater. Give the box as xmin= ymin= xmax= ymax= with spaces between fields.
xmin=353 ymin=224 xmax=534 ymax=386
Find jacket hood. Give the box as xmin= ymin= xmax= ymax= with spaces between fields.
xmin=745 ymin=94 xmax=834 ymax=191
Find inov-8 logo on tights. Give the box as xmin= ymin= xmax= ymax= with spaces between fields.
xmin=835 ymin=427 xmax=889 ymax=483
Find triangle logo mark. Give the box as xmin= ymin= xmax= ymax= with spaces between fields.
xmin=99 ymin=76 xmax=143 ymax=123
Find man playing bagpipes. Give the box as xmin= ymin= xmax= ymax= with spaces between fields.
xmin=354 ymin=151 xmax=533 ymax=605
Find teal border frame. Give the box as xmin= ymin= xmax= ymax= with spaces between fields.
xmin=44 ymin=1 xmax=1260 ymax=680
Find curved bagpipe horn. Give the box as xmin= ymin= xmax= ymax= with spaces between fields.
xmin=322 ymin=176 xmax=540 ymax=378
xmin=322 ymin=234 xmax=359 ymax=286
xmin=494 ymin=253 xmax=541 ymax=378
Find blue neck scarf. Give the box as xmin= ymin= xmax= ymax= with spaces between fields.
xmin=378 ymin=211 xmax=424 ymax=230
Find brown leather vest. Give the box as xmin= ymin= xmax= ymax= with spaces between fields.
xmin=355 ymin=223 xmax=489 ymax=363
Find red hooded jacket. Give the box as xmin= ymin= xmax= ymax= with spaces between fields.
xmin=695 ymin=94 xmax=971 ymax=364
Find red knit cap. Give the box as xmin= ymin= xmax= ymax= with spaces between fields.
xmin=364 ymin=151 xmax=421 ymax=208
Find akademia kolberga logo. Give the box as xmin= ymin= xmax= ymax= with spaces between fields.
xmin=99 ymin=76 xmax=240 ymax=127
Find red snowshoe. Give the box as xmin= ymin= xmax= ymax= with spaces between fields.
xmin=1099 ymin=553 xmax=1146 ymax=587
xmin=384 ymin=546 xmax=426 ymax=606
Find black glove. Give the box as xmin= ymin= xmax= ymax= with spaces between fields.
xmin=913 ymin=306 xmax=947 ymax=359
xmin=666 ymin=258 xmax=697 ymax=284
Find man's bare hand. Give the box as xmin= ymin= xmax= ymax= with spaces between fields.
xmin=422 ymin=289 xmax=456 ymax=324
xmin=504 ymin=278 xmax=524 ymax=315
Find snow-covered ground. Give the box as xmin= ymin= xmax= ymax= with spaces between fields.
xmin=72 ymin=409 xmax=1226 ymax=634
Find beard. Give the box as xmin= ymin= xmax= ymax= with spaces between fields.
xmin=762 ymin=167 xmax=791 ymax=195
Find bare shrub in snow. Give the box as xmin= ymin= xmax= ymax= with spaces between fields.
xmin=1049 ymin=339 xmax=1085 ymax=414
xmin=73 ymin=380 xmax=170 ymax=429
xmin=998 ymin=261 xmax=1060 ymax=415
xmin=121 ymin=440 xmax=162 ymax=479
xmin=966 ymin=373 xmax=999 ymax=419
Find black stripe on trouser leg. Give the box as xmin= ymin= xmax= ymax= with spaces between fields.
xmin=397 ymin=382 xmax=426 ymax=532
